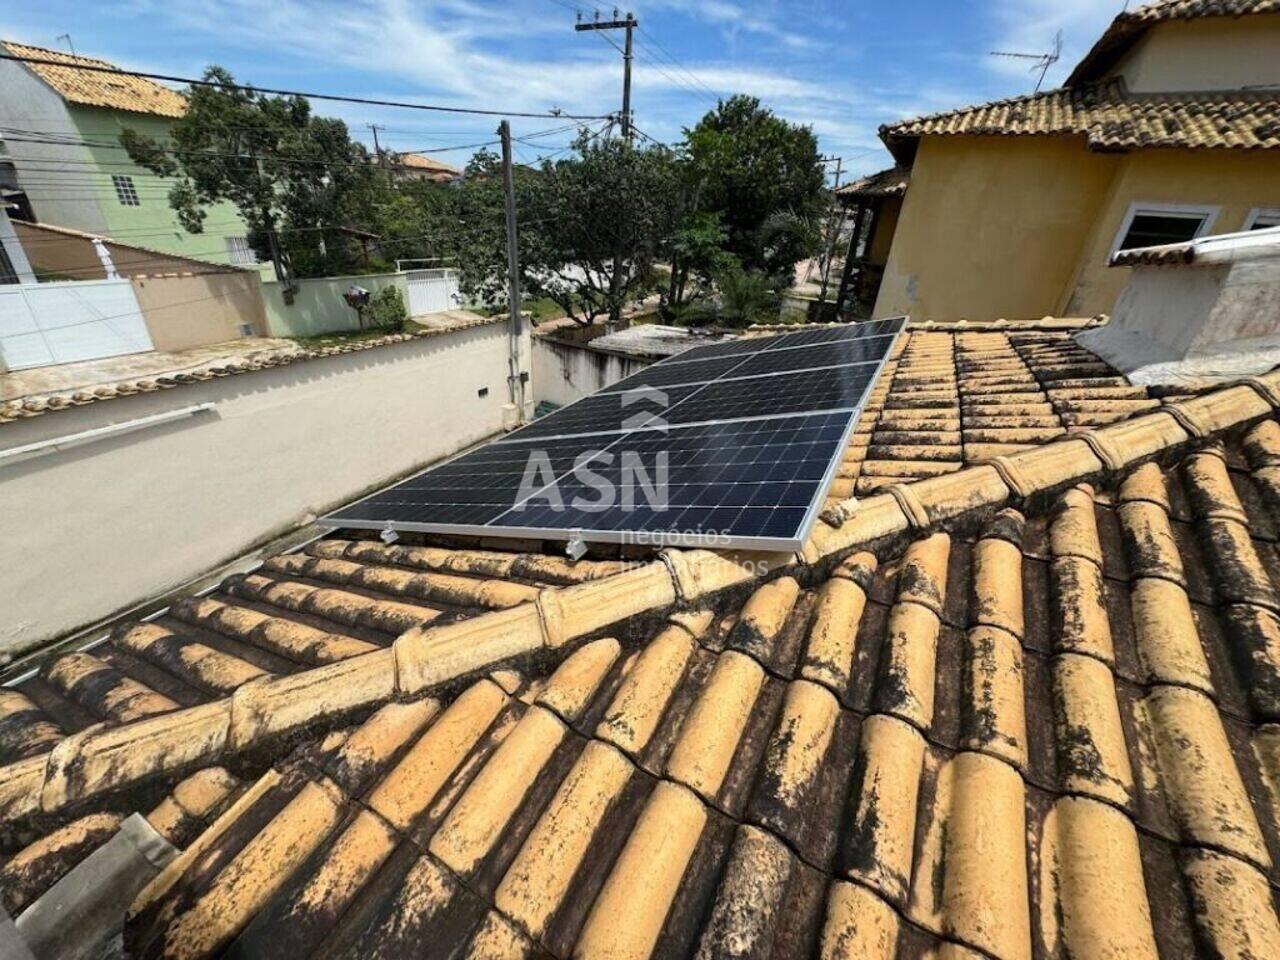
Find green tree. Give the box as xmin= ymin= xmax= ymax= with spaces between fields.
xmin=442 ymin=136 xmax=682 ymax=326
xmin=663 ymin=211 xmax=731 ymax=310
xmin=714 ymin=259 xmax=780 ymax=328
xmin=120 ymin=66 xmax=391 ymax=281
xmin=683 ymin=95 xmax=826 ymax=280
xmin=438 ymin=149 xmax=515 ymax=310
xmin=520 ymin=135 xmax=682 ymax=325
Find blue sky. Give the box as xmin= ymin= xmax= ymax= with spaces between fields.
xmin=2 ymin=0 xmax=1129 ymax=179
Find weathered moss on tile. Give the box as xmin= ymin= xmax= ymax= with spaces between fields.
xmin=595 ymin=625 xmax=695 ymax=758
xmin=575 ymin=780 xmax=706 ymax=960
xmin=961 ymin=624 xmax=1027 ymax=771
xmin=1038 ymin=795 xmax=1158 ymax=960
xmin=1182 ymin=849 xmax=1280 ymax=960
xmin=0 ymin=810 xmax=123 ymax=915
xmin=495 ymin=739 xmax=631 ymax=940
xmin=842 ymin=714 xmax=926 ymax=907
xmin=666 ymin=651 xmax=764 ymax=804
xmin=429 ymin=704 xmax=566 ymax=877
xmin=1051 ymin=653 xmax=1135 ymax=809
xmin=1144 ymin=685 xmax=1271 ymax=871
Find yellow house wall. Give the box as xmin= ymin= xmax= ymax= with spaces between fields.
xmin=867 ymin=195 xmax=901 ymax=266
xmin=873 ymin=136 xmax=1119 ymax=322
xmin=1108 ymin=16 xmax=1280 ymax=93
xmin=1060 ymin=149 xmax=1280 ymax=317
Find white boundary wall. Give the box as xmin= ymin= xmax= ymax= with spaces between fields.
xmin=531 ymin=334 xmax=651 ymax=408
xmin=0 ymin=321 xmax=516 ymax=656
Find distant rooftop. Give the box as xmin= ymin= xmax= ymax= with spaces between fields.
xmin=393 ymin=152 xmax=462 ymax=178
xmin=588 ymin=324 xmax=733 ymax=360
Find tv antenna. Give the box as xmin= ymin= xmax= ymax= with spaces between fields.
xmin=56 ymin=33 xmax=76 ymax=57
xmin=990 ymin=29 xmax=1062 ymax=92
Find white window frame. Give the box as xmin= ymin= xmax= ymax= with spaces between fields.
xmin=225 ymin=235 xmax=258 ymax=266
xmin=1244 ymin=207 xmax=1280 ymax=231
xmin=1110 ymin=201 xmax=1220 ymax=257
xmin=112 ymin=174 xmax=140 ymax=207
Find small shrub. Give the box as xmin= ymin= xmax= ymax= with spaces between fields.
xmin=365 ymin=286 xmax=408 ymax=332
xmin=714 ymin=261 xmax=780 ymax=328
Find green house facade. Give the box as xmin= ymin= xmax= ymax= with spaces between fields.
xmin=0 ymin=41 xmax=257 ymax=272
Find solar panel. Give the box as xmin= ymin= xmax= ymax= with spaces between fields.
xmin=323 ymin=319 xmax=905 ymax=550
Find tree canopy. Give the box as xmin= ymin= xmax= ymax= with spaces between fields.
xmin=683 ymin=95 xmax=826 ymax=279
xmin=123 ymin=70 xmax=830 ymax=328
xmin=121 ymin=66 xmax=442 ymax=281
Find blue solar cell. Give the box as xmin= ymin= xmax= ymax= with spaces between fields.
xmin=322 ymin=320 xmax=904 ymax=549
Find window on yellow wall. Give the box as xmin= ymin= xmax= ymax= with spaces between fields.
xmin=112 ymin=174 xmax=140 ymax=206
xmin=1112 ymin=203 xmax=1218 ymax=256
xmin=1245 ymin=208 xmax=1280 ymax=231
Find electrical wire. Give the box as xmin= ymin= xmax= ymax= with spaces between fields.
xmin=0 ymin=51 xmax=614 ymax=121
xmin=635 ymin=24 xmax=721 ymax=103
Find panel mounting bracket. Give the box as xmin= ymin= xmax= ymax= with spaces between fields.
xmin=565 ymin=532 xmax=588 ymax=561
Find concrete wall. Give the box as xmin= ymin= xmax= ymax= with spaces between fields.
xmin=1060 ymin=149 xmax=1280 ymax=317
xmin=0 ymin=320 xmax=516 ymax=655
xmin=873 ymin=134 xmax=1280 ymax=323
xmin=68 ymin=105 xmax=252 ymax=268
xmin=531 ymin=333 xmax=650 ymax=408
xmin=12 ymin=220 xmax=247 ymax=282
xmin=1109 ymin=16 xmax=1280 ymax=93
xmin=867 ymin=195 xmax=901 ymax=267
xmin=131 ymin=272 xmax=266 ymax=352
xmin=874 ymin=136 xmax=1120 ymax=322
xmin=262 ymin=271 xmax=408 ymax=338
xmin=1079 ymin=232 xmax=1280 ymax=384
xmin=0 ymin=60 xmax=110 ymax=236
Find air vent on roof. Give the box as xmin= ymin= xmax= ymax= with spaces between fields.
xmin=321 ymin=319 xmax=905 ymax=551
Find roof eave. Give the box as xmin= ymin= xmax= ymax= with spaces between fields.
xmin=1065 ymin=20 xmax=1146 ymax=86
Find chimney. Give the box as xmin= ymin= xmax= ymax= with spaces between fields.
xmin=1077 ymin=227 xmax=1280 ymax=387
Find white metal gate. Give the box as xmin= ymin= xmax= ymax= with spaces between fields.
xmin=404 ymin=269 xmax=460 ymax=317
xmin=0 ymin=278 xmax=153 ymax=371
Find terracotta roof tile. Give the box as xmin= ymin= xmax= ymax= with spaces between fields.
xmin=835 ymin=165 xmax=910 ymax=200
xmin=2 ymin=41 xmax=187 ymax=118
xmin=1067 ymin=0 xmax=1280 ymax=85
xmin=881 ymin=79 xmax=1280 ymax=161
xmin=7 ymin=319 xmax=1280 ymax=956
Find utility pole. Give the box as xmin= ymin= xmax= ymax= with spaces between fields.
xmin=575 ymin=11 xmax=637 ymax=141
xmin=367 ymin=124 xmax=386 ymax=166
xmin=818 ymin=156 xmax=844 ymax=307
xmin=498 ymin=120 xmax=526 ymax=421
xmin=576 ymin=10 xmax=637 ymax=328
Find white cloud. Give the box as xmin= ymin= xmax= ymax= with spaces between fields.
xmin=9 ymin=0 xmax=1000 ymax=168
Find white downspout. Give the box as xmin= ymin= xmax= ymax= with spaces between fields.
xmin=92 ymin=238 xmax=119 ymax=280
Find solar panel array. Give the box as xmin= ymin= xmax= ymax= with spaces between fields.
xmin=323 ymin=318 xmax=906 ymax=550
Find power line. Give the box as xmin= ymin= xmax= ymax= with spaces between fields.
xmin=634 ymin=25 xmax=720 ymax=105
xmin=0 ymin=51 xmax=615 ymax=121
xmin=1 ymin=122 xmax=579 ymax=173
